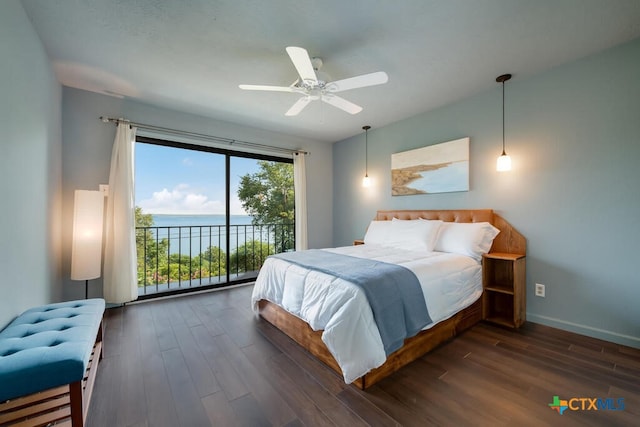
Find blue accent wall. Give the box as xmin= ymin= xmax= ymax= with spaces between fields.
xmin=333 ymin=38 xmax=640 ymax=348
xmin=0 ymin=1 xmax=63 ymax=329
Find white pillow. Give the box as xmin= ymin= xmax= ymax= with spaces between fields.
xmin=363 ymin=220 xmax=392 ymax=245
xmin=387 ymin=218 xmax=443 ymax=252
xmin=434 ymin=221 xmax=500 ymax=261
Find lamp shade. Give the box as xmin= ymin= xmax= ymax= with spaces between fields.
xmin=71 ymin=190 xmax=105 ymax=280
xmin=497 ymin=153 xmax=512 ymax=172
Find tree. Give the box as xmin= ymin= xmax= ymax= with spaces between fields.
xmin=237 ymin=160 xmax=295 ymax=252
xmin=162 ymin=253 xmax=193 ymax=281
xmin=229 ymin=240 xmax=274 ymax=274
xmin=193 ymin=245 xmax=226 ymax=278
xmin=135 ymin=206 xmax=172 ymax=286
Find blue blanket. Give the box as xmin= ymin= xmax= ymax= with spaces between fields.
xmin=271 ymin=249 xmax=432 ymax=355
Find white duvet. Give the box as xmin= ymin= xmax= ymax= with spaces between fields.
xmin=251 ymin=244 xmax=482 ymax=383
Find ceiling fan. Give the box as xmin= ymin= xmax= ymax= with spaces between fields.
xmin=239 ymin=46 xmax=388 ymax=116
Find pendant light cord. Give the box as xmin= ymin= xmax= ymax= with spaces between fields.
xmin=365 ymin=130 xmax=368 ymax=174
xmin=363 ymin=125 xmax=371 ymax=176
xmin=501 ymin=80 xmax=506 ymax=156
xmin=496 ymin=73 xmax=511 ymax=156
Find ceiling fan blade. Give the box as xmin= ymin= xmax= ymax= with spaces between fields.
xmin=328 ymin=71 xmax=388 ymax=93
xmin=321 ymin=94 xmax=362 ymax=114
xmin=286 ymin=46 xmax=318 ymax=84
xmin=239 ymin=84 xmax=298 ymax=93
xmin=285 ymin=96 xmax=312 ymax=116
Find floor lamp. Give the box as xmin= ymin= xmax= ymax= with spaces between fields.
xmin=71 ymin=190 xmax=105 ymax=299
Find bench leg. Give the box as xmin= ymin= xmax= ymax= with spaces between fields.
xmin=69 ymin=380 xmax=84 ymax=427
xmin=97 ymin=319 xmax=104 ymax=361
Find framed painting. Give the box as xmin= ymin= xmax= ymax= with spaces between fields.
xmin=391 ymin=137 xmax=469 ymax=196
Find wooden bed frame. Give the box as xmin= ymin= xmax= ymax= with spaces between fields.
xmin=257 ymin=209 xmax=526 ymax=389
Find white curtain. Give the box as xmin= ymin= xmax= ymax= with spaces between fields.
xmin=103 ymin=123 xmax=138 ymax=303
xmin=293 ymin=151 xmax=308 ymax=251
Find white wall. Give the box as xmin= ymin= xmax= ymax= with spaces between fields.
xmin=61 ymin=88 xmax=333 ymax=299
xmin=0 ymin=1 xmax=62 ymax=328
xmin=332 ymin=38 xmax=640 ymax=348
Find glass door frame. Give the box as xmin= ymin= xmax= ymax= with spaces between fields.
xmin=136 ymin=135 xmax=294 ymax=299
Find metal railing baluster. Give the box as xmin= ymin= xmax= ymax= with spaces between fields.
xmin=136 ymin=222 xmax=293 ymax=296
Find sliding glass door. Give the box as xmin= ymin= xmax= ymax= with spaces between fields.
xmin=134 ymin=137 xmax=293 ymax=298
xmin=228 ymin=156 xmax=295 ymax=279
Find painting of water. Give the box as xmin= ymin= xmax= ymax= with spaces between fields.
xmin=391 ymin=137 xmax=469 ymax=195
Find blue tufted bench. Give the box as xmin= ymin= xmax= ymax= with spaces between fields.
xmin=0 ymin=298 xmax=105 ymax=427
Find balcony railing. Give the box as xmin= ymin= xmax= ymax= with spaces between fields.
xmin=136 ymin=222 xmax=294 ymax=296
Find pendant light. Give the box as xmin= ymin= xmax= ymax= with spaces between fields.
xmin=362 ymin=125 xmax=371 ymax=187
xmin=496 ymin=73 xmax=512 ymax=172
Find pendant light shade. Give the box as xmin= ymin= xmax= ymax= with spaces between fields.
xmin=362 ymin=125 xmax=371 ymax=187
xmin=496 ymin=74 xmax=512 ymax=172
xmin=497 ymin=152 xmax=512 ymax=171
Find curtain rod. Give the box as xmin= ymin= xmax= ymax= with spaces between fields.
xmin=99 ymin=116 xmax=308 ymax=156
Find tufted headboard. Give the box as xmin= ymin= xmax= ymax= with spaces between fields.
xmin=374 ymin=209 xmax=526 ymax=255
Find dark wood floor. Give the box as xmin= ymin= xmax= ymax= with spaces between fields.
xmin=87 ymin=284 xmax=639 ymax=427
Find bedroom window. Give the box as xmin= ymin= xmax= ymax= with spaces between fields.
xmin=134 ymin=136 xmax=294 ymax=298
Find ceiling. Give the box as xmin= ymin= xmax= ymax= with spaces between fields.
xmin=21 ymin=0 xmax=640 ymax=143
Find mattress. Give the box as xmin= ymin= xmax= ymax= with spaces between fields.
xmin=251 ymin=244 xmax=482 ymax=383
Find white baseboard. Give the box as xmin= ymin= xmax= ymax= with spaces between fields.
xmin=527 ymin=313 xmax=640 ymax=349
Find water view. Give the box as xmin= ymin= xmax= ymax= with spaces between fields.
xmin=150 ymin=214 xmax=254 ymax=255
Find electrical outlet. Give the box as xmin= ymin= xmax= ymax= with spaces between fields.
xmin=535 ymin=283 xmax=545 ymax=298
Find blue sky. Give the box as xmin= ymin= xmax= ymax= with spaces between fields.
xmin=135 ymin=143 xmax=259 ymax=215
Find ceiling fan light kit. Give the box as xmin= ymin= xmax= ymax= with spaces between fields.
xmin=239 ymin=46 xmax=388 ymax=116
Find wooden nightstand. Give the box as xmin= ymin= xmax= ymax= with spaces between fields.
xmin=482 ymin=252 xmax=526 ymax=328
xmin=353 ymin=239 xmax=364 ymax=246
